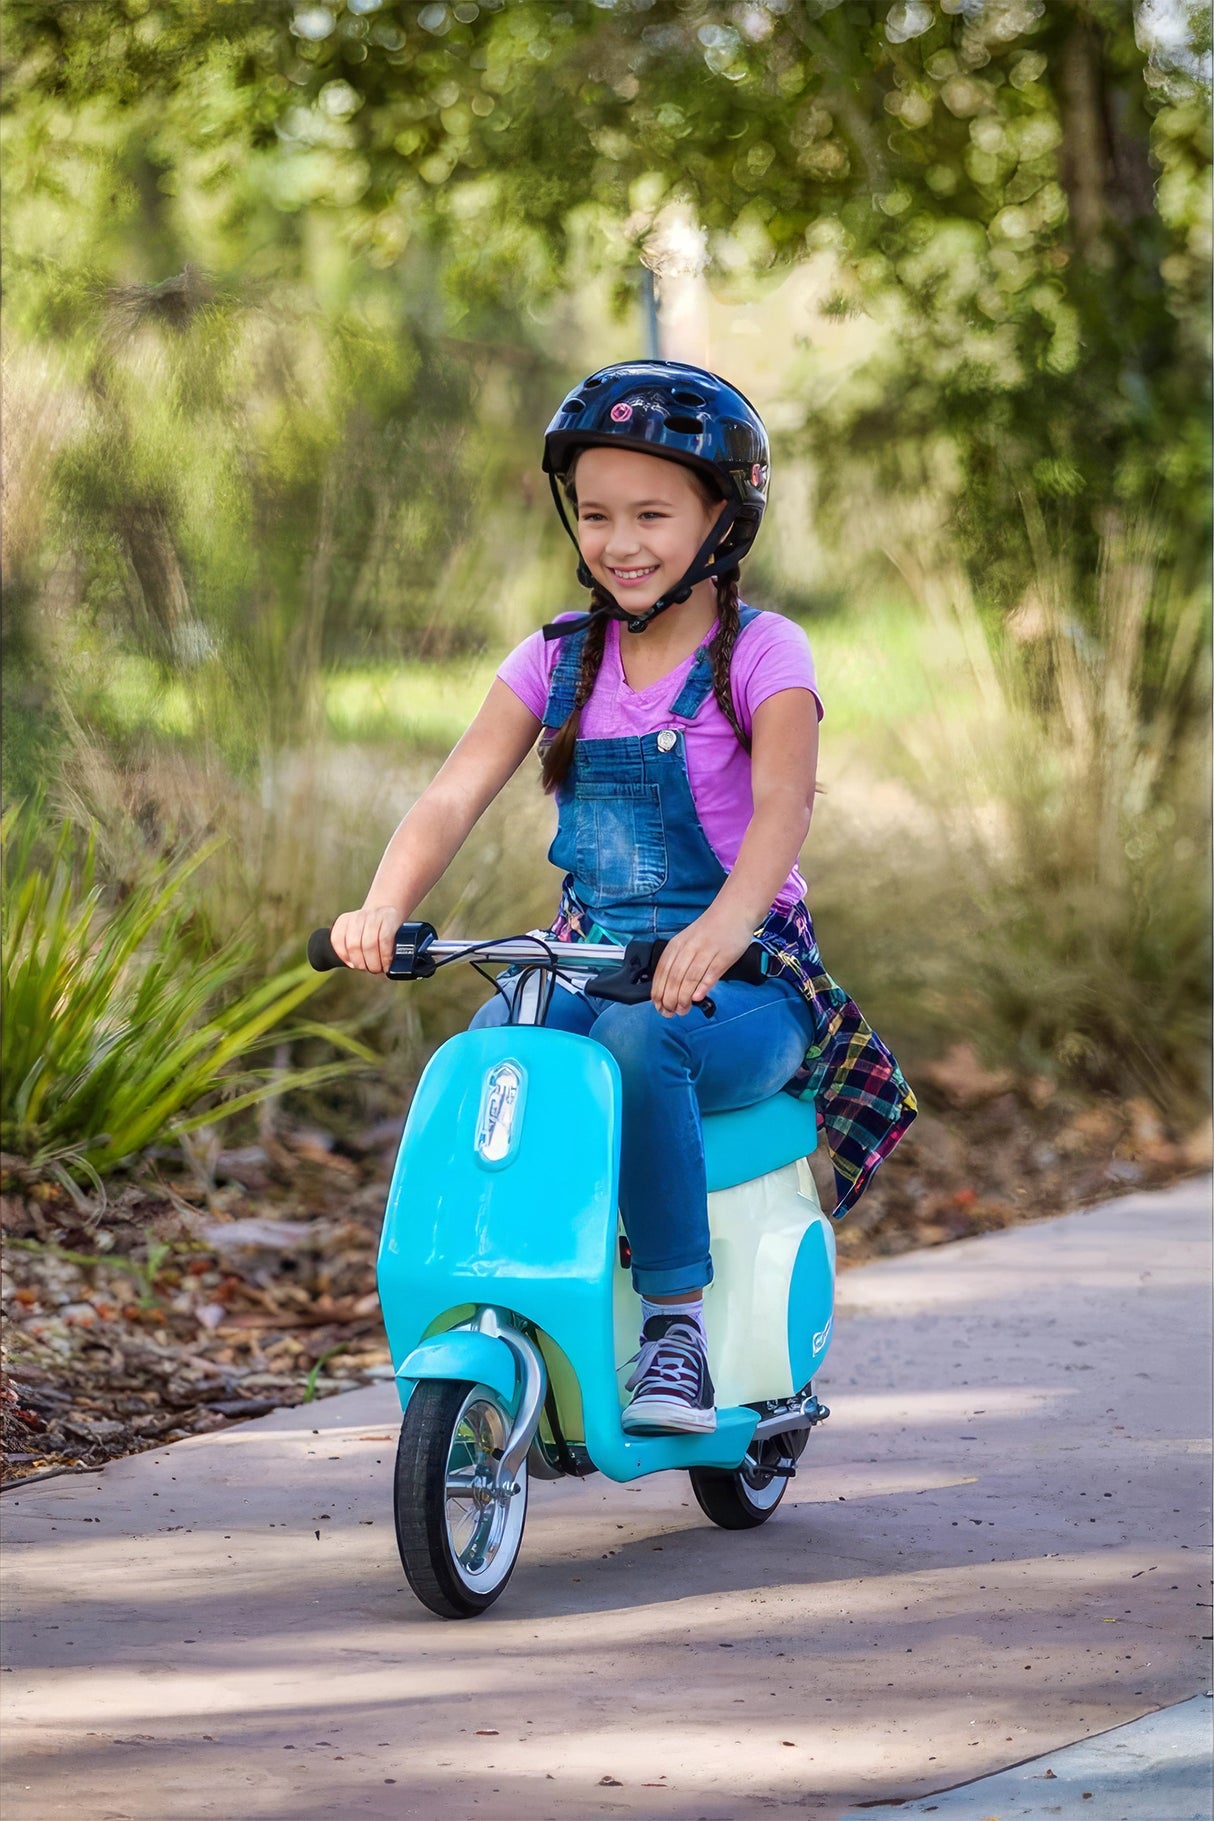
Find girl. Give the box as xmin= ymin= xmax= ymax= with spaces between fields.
xmin=331 ymin=361 xmax=915 ymax=1437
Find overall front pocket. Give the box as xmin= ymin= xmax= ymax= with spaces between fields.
xmin=573 ymin=781 xmax=668 ymax=901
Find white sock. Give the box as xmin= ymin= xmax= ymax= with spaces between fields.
xmin=642 ymin=1295 xmax=706 ymax=1344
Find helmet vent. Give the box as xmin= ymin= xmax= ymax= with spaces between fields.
xmin=663 ymin=414 xmax=704 ymax=435
xmin=671 ymin=389 xmax=706 ymax=407
xmin=563 ymin=397 xmax=586 ymax=414
xmin=582 ymin=376 xmax=604 ymax=388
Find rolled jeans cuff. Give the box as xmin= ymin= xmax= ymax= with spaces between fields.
xmin=631 ymin=1256 xmax=714 ymax=1297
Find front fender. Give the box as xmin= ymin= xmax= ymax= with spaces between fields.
xmin=395 ymin=1330 xmax=518 ymax=1410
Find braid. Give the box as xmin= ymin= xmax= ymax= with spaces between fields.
xmin=539 ymin=588 xmax=611 ymax=793
xmin=710 ymin=571 xmax=751 ymax=754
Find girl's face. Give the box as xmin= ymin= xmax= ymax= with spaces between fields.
xmin=572 ymin=446 xmax=724 ymax=613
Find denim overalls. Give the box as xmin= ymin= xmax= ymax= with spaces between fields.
xmin=545 ymin=613 xmax=762 ymax=939
xmin=471 ymin=611 xmax=819 ymax=1295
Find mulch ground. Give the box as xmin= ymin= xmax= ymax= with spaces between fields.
xmin=3 ymin=1041 xmax=1208 ymax=1490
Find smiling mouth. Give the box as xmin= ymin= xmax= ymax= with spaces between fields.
xmin=608 ymin=565 xmax=659 ymax=584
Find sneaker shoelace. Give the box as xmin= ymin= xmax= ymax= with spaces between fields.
xmin=627 ymin=1319 xmax=705 ymax=1400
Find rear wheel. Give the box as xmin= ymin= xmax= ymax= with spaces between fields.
xmin=393 ymin=1379 xmax=528 ymax=1618
xmin=689 ymin=1429 xmax=809 ymax=1531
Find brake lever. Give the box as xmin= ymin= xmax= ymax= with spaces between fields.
xmin=583 ymin=934 xmax=773 ymax=1017
xmin=582 ymin=939 xmax=664 ymax=1007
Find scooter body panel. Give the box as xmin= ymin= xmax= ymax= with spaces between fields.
xmin=703 ymin=1090 xmax=818 ymax=1189
xmin=787 ymin=1199 xmax=836 ymax=1388
xmin=609 ymin=1155 xmax=834 ymax=1410
xmin=712 ymin=1158 xmax=833 ymax=1405
xmin=378 ymin=1025 xmax=832 ymax=1483
xmin=396 ymin=1331 xmax=520 ymax=1409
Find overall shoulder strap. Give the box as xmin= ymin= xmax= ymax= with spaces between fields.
xmin=542 ymin=625 xmax=587 ymax=728
xmin=669 ymin=604 xmax=763 ymax=719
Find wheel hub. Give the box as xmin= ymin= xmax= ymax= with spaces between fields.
xmin=469 ymin=1470 xmax=497 ymax=1509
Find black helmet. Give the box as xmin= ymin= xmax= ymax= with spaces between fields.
xmin=540 ymin=360 xmax=770 ymax=641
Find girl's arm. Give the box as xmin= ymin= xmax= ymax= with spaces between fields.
xmin=331 ymin=680 xmax=542 ymax=972
xmin=651 ymin=687 xmax=819 ymax=1015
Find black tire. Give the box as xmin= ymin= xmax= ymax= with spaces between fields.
xmin=689 ymin=1429 xmax=808 ymax=1531
xmin=394 ymin=1379 xmax=528 ymax=1619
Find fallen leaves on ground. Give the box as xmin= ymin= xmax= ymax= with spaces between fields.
xmin=828 ymin=1082 xmax=1209 ymax=1268
xmin=1 ymin=1122 xmax=397 ymax=1486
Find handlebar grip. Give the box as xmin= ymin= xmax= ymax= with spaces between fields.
xmin=724 ymin=942 xmax=769 ymax=986
xmin=307 ymin=929 xmax=345 ymax=972
xmin=585 ymin=936 xmax=770 ymax=1007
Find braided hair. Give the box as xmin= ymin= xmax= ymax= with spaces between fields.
xmin=709 ymin=571 xmax=751 ymax=754
xmin=539 ymin=588 xmax=611 ymax=793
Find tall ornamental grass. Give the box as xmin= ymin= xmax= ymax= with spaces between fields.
xmin=1 ymin=803 xmax=373 ymax=1183
xmin=811 ymin=518 xmax=1210 ymax=1113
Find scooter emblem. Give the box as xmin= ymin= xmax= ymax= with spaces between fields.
xmin=474 ymin=1061 xmax=525 ymax=1167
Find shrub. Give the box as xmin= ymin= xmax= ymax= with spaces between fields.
xmin=1 ymin=803 xmax=371 ymax=1182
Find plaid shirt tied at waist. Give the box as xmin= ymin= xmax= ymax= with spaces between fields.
xmin=547 ymin=882 xmax=917 ymax=1218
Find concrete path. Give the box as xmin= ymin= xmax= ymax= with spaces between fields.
xmin=837 ymin=1693 xmax=1213 ymax=1820
xmin=2 ymin=1179 xmax=1210 ymax=1821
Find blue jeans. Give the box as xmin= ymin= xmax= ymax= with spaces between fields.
xmin=469 ymin=977 xmax=816 ymax=1296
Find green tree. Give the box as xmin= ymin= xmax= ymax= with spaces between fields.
xmin=3 ymin=0 xmax=1209 ymax=598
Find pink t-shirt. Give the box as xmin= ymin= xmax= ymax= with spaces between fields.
xmin=497 ymin=609 xmax=823 ymax=913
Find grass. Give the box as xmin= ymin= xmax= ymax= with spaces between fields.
xmin=322 ymin=662 xmax=497 ymax=749
xmin=806 ymin=528 xmax=1211 ymax=1112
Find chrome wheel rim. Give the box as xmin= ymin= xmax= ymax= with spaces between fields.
xmin=444 ymin=1389 xmax=527 ymax=1594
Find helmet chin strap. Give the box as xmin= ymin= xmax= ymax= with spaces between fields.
xmin=542 ymin=481 xmax=741 ymax=643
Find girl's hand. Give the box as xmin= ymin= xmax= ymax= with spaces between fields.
xmin=330 ymin=905 xmax=406 ymax=974
xmin=651 ymin=904 xmax=756 ymax=1017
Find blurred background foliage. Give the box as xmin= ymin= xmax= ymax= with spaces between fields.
xmin=1 ymin=0 xmax=1210 ymax=1172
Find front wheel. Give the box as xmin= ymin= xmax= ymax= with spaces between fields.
xmin=688 ymin=1429 xmax=808 ymax=1531
xmin=394 ymin=1379 xmax=528 ymax=1618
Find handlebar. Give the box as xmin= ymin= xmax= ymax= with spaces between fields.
xmin=307 ymin=924 xmax=770 ymax=1013
xmin=306 ymin=927 xmax=630 ymax=975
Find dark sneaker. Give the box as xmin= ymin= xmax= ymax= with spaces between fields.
xmin=621 ymin=1314 xmax=716 ymax=1435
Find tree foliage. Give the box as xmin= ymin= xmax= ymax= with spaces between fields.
xmin=3 ymin=0 xmax=1209 ymax=593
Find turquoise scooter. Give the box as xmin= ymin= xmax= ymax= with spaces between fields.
xmin=309 ymin=923 xmax=834 ymax=1620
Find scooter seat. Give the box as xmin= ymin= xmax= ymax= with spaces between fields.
xmin=701 ymin=1091 xmax=818 ymax=1193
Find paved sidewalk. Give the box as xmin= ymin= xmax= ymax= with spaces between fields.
xmin=2 ymin=1179 xmax=1210 ymax=1820
xmin=838 ymin=1693 xmax=1213 ymax=1820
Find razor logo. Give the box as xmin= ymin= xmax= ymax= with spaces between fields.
xmin=813 ymin=1315 xmax=833 ymax=1355
xmin=475 ymin=1062 xmax=524 ymax=1166
xmin=610 ymin=402 xmax=633 ymax=422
